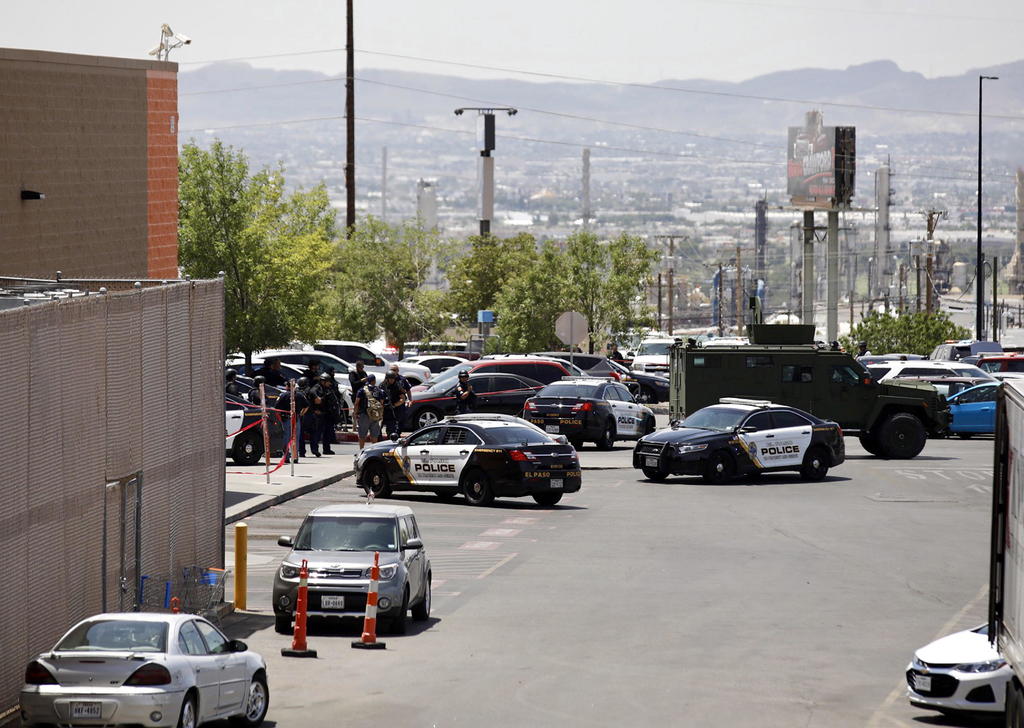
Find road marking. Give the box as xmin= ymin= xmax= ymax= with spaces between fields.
xmin=866 ymin=582 xmax=989 ymax=728
xmin=503 ymin=517 xmax=539 ymax=525
xmin=480 ymin=528 xmax=522 ymax=538
xmin=477 ymin=552 xmax=518 ymax=580
xmin=458 ymin=541 xmax=501 ymax=550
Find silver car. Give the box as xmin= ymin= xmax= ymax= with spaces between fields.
xmin=272 ymin=504 xmax=431 ymax=635
xmin=20 ymin=612 xmax=268 ymax=728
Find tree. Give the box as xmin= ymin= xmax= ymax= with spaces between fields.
xmin=445 ymin=233 xmax=538 ymax=321
xmin=840 ymin=311 xmax=971 ymax=356
xmin=178 ymin=140 xmax=336 ymax=366
xmin=493 ymin=242 xmax=569 ymax=351
xmin=332 ymin=217 xmax=448 ymax=356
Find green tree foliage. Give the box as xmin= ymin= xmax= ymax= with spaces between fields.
xmin=493 ymin=242 xmax=569 ymax=352
xmin=333 ymin=217 xmax=448 ymax=356
xmin=178 ymin=140 xmax=336 ymax=365
xmin=446 ymin=233 xmax=538 ymax=321
xmin=840 ymin=311 xmax=971 ymax=356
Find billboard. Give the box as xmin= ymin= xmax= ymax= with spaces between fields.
xmin=787 ymin=111 xmax=855 ymax=209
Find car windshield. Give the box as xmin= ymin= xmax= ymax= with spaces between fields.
xmin=425 ymin=363 xmax=474 ymax=391
xmin=56 ymin=620 xmax=168 ymax=653
xmin=953 ymin=364 xmax=994 ymax=379
xmin=487 ymin=426 xmax=554 ymax=445
xmin=680 ymin=406 xmax=748 ymax=431
xmin=538 ymin=383 xmax=601 ymax=398
xmin=294 ymin=516 xmax=398 ymax=552
xmin=638 ymin=342 xmax=672 ymax=356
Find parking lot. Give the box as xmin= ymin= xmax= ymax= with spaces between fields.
xmin=221 ymin=434 xmax=995 ymax=727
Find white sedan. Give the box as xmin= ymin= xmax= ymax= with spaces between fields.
xmin=906 ymin=623 xmax=1010 ymax=716
xmin=21 ymin=612 xmax=268 ymax=728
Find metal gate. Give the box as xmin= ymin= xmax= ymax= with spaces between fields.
xmin=103 ymin=473 xmax=142 ymax=612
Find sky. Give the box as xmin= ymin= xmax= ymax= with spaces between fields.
xmin=4 ymin=0 xmax=1024 ymax=83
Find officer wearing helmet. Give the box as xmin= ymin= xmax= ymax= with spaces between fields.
xmin=455 ymin=370 xmax=477 ymax=414
xmin=274 ymin=378 xmax=308 ymax=463
xmin=297 ymin=376 xmax=322 ymax=457
xmin=248 ymin=375 xmax=266 ymax=405
xmin=313 ymin=371 xmax=340 ymax=455
xmin=225 ymin=368 xmax=240 ymax=397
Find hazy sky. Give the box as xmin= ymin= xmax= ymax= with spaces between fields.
xmin=4 ymin=0 xmax=1022 ymax=83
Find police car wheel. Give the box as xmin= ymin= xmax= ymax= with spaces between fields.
xmin=641 ymin=466 xmax=669 ymax=482
xmin=643 ymin=417 xmax=656 ymax=436
xmin=364 ymin=463 xmax=393 ymax=498
xmin=702 ymin=451 xmax=736 ymax=484
xmin=274 ymin=615 xmax=291 ymax=634
xmin=637 ymin=386 xmax=656 ymax=404
xmin=569 ymin=437 xmax=585 ymax=450
xmin=232 ymin=432 xmax=263 ymax=466
xmin=417 ymin=408 xmax=441 ymax=429
xmin=532 ymin=492 xmax=563 ymax=506
xmin=799 ymin=446 xmax=830 ymax=481
xmin=595 ymin=420 xmax=616 ymax=450
xmin=462 ymin=469 xmax=495 ymax=506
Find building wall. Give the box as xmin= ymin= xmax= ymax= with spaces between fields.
xmin=0 ymin=48 xmax=179 ymax=279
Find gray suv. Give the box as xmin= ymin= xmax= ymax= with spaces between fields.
xmin=272 ymin=504 xmax=431 ymax=635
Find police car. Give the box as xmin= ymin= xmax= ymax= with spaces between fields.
xmin=633 ymin=398 xmax=844 ymax=483
xmin=354 ymin=414 xmax=581 ymax=506
xmin=523 ymin=377 xmax=656 ymax=449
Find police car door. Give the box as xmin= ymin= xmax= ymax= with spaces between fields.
xmin=401 ymin=426 xmax=445 ymax=487
xmin=763 ymin=410 xmax=814 ymax=468
xmin=612 ymin=383 xmax=643 ymax=436
xmin=736 ymin=411 xmax=776 ymax=469
xmin=604 ymin=385 xmax=636 ymax=436
xmin=426 ymin=425 xmax=481 ymax=487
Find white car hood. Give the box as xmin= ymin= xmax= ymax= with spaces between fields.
xmin=915 ymin=627 xmax=1000 ymax=665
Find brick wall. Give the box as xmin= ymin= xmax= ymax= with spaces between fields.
xmin=0 ymin=49 xmax=178 ymax=279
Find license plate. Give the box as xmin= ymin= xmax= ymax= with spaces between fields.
xmin=321 ymin=595 xmax=345 ymax=609
xmin=71 ymin=702 xmax=102 ymax=720
xmin=550 ymin=478 xmax=563 ymax=489
xmin=645 ymin=456 xmax=660 ymax=467
xmin=545 ymin=425 xmax=559 ymax=433
xmin=913 ymin=674 xmax=932 ymax=692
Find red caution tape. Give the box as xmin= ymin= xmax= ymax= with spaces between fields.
xmin=225 ymin=418 xmax=263 ymax=439
xmin=225 ymin=399 xmax=290 ymax=415
xmin=226 ymin=432 xmax=296 ymax=476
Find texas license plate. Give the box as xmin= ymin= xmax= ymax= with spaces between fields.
xmin=913 ymin=674 xmax=931 ymax=692
xmin=645 ymin=456 xmax=660 ymax=467
xmin=550 ymin=478 xmax=563 ymax=489
xmin=321 ymin=595 xmax=345 ymax=609
xmin=71 ymin=702 xmax=102 ymax=719
xmin=545 ymin=425 xmax=559 ymax=433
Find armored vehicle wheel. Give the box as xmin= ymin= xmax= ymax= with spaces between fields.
xmin=878 ymin=412 xmax=927 ymax=459
xmin=858 ymin=432 xmax=883 ymax=455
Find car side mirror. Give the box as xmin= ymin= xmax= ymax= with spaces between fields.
xmin=228 ymin=639 xmax=248 ymax=653
xmin=405 ymin=537 xmax=424 ymax=550
xmin=277 ymin=536 xmax=293 ymax=547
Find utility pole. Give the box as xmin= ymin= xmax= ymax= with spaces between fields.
xmin=898 ymin=263 xmax=906 ymax=313
xmin=924 ymin=208 xmax=946 ymax=314
xmin=657 ymin=274 xmax=663 ymax=331
xmin=582 ymin=148 xmax=592 ymax=229
xmin=734 ymin=244 xmax=743 ymax=332
xmin=993 ymin=256 xmax=1000 ymax=340
xmin=380 ymin=146 xmax=387 ymax=222
xmin=802 ymin=211 xmax=815 ymax=329
xmin=754 ymin=199 xmax=767 ymax=303
xmin=667 ymin=236 xmax=675 ymax=335
xmin=914 ymin=253 xmax=922 ymax=312
xmin=345 ymin=0 xmax=355 ymax=235
xmin=978 ymin=74 xmax=999 ymax=339
xmin=717 ymin=263 xmax=724 ymax=336
xmin=826 ymin=210 xmax=839 ymax=342
xmin=454 ymin=107 xmax=517 ymax=236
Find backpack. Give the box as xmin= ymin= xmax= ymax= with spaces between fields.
xmin=365 ymin=389 xmax=384 ymax=422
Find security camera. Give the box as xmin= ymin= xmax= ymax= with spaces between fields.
xmin=174 ymin=33 xmax=192 ymax=45
xmin=147 ymin=44 xmax=162 ymax=56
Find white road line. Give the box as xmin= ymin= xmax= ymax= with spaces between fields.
xmin=503 ymin=517 xmax=539 ymax=525
xmin=477 ymin=552 xmax=518 ymax=580
xmin=479 ymin=528 xmax=522 ymax=538
xmin=866 ymin=582 xmax=989 ymax=728
xmin=458 ymin=541 xmax=501 ymax=550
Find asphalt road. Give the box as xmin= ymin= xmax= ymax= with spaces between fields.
xmin=221 ymin=435 xmax=996 ymax=728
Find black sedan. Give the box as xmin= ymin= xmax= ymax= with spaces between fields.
xmin=607 ymin=359 xmax=670 ymax=404
xmin=633 ymin=399 xmax=845 ymax=484
xmin=355 ymin=414 xmax=581 ymax=506
xmin=524 ymin=378 xmax=655 ymax=449
xmin=405 ymin=373 xmax=543 ymax=431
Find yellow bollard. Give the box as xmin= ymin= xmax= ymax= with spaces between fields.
xmin=234 ymin=522 xmax=248 ymax=612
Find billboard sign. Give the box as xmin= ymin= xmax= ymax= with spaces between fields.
xmin=787 ymin=111 xmax=855 ymax=209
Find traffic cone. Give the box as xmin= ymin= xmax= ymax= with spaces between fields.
xmin=352 ymin=551 xmax=386 ymax=650
xmin=282 ymin=559 xmax=318 ymax=658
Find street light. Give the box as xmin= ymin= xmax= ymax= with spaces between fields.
xmin=977 ymin=74 xmax=999 ymax=340
xmin=454 ymin=107 xmax=517 ymax=236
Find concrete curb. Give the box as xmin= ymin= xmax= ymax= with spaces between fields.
xmin=225 ymin=469 xmax=356 ymax=525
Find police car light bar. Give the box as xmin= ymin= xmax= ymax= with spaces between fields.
xmin=719 ymin=397 xmax=774 ymax=407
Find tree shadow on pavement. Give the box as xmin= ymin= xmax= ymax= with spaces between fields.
xmin=377 ymin=493 xmax=587 ymax=511
xmin=910 ymin=712 xmax=1001 ymax=727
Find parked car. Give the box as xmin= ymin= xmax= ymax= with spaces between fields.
xmin=411 ymin=357 xmax=577 ymax=395
xmin=896 ymin=375 xmax=991 ymax=399
xmin=947 ymin=381 xmax=1000 ymax=437
xmin=978 ymin=355 xmax=1024 ymax=374
xmin=225 ymin=394 xmax=285 ymax=466
xmin=906 ymin=623 xmax=1010 ymax=717
xmin=929 ymin=339 xmax=1002 ymax=361
xmin=20 ymin=612 xmax=269 ymax=728
xmin=630 ymin=337 xmax=676 ymax=375
xmin=607 ymin=358 xmax=670 ymax=403
xmin=273 ymin=504 xmax=431 ymax=636
xmin=400 ymin=354 xmax=468 ymax=374
xmin=406 ymin=372 xmax=543 ymax=430
xmin=355 ymin=413 xmax=581 ymax=506
xmin=524 ymin=377 xmax=656 ymax=449
xmin=633 ymin=398 xmax=844 ymax=483
xmin=865 ymin=359 xmax=995 ymax=383
xmin=316 ymin=340 xmax=431 ymax=385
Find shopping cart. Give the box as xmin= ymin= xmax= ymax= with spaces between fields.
xmin=137 ymin=566 xmax=229 ymax=623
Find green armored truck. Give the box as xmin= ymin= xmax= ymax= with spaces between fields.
xmin=669 ymin=325 xmax=949 ymax=459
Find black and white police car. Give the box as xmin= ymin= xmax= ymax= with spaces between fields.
xmin=354 ymin=414 xmax=581 ymax=506
xmin=633 ymin=398 xmax=845 ymax=483
xmin=523 ymin=377 xmax=656 ymax=449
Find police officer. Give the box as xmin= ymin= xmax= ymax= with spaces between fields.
xmin=349 ymin=360 xmax=369 ymax=394
xmin=248 ymin=375 xmax=266 ymax=405
xmin=274 ymin=380 xmax=308 ymax=463
xmin=455 ymin=370 xmax=477 ymax=414
xmin=314 ymin=372 xmax=340 ymax=455
xmin=353 ymin=373 xmax=383 ymax=448
xmin=225 ymin=369 xmax=241 ymax=397
xmin=298 ymin=376 xmax=322 ymax=457
xmin=382 ymin=370 xmax=408 ymax=440
xmin=254 ymin=358 xmax=287 ymax=387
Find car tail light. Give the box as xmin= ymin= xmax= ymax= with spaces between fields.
xmin=24 ymin=661 xmax=57 ymax=685
xmin=508 ymin=450 xmax=530 ymax=462
xmin=524 ymin=400 xmax=535 ymax=411
xmin=124 ymin=663 xmax=172 ymax=686
xmin=571 ymin=402 xmax=593 ymax=412
xmin=609 ymin=371 xmax=620 ymax=381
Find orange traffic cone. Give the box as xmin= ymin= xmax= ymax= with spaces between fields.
xmin=352 ymin=551 xmax=386 ymax=650
xmin=282 ymin=559 xmax=317 ymax=658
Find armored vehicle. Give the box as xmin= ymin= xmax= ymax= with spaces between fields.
xmin=669 ymin=325 xmax=949 ymax=459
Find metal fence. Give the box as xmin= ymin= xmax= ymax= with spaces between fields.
xmin=0 ymin=279 xmax=224 ymax=723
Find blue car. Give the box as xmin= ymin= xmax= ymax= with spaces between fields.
xmin=947 ymin=381 xmax=1000 ymax=438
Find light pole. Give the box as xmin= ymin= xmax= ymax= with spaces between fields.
xmin=977 ymin=74 xmax=999 ymax=340
xmin=454 ymin=107 xmax=517 ymax=236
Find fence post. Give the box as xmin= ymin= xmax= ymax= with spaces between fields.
xmin=234 ymin=522 xmax=248 ymax=611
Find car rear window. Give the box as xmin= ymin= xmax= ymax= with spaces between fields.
xmin=486 ymin=426 xmax=554 ymax=445
xmin=538 ymin=382 xmax=601 ymax=398
xmin=57 ymin=620 xmax=168 ymax=653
